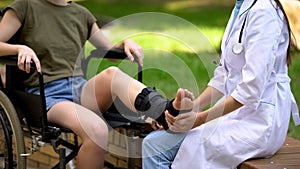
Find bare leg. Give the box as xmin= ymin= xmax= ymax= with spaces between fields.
xmin=81 ymin=66 xmax=145 ymax=113
xmin=47 ymin=101 xmax=108 ymax=169
xmin=81 ymin=66 xmax=194 ymax=114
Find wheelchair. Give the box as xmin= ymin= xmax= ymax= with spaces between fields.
xmin=0 ymin=10 xmax=150 ymax=169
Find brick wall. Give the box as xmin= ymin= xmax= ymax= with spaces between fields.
xmin=24 ymin=134 xmax=77 ymax=169
xmin=0 ymin=128 xmax=142 ymax=169
xmin=105 ymin=128 xmax=143 ymax=169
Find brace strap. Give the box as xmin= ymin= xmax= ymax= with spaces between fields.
xmin=167 ymin=99 xmax=192 ymax=116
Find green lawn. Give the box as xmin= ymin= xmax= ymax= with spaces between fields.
xmin=80 ymin=0 xmax=233 ymax=96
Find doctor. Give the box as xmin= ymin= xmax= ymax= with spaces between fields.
xmin=142 ymin=0 xmax=300 ymax=168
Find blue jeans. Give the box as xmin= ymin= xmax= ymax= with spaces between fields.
xmin=142 ymin=130 xmax=186 ymax=169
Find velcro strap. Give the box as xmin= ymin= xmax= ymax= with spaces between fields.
xmin=166 ymin=99 xmax=192 ymax=116
xmin=134 ymin=87 xmax=156 ymax=111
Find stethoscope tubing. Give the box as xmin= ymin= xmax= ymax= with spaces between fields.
xmin=233 ymin=0 xmax=258 ymax=55
xmin=238 ymin=0 xmax=258 ymax=43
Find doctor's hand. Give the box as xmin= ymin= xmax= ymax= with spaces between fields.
xmin=17 ymin=45 xmax=41 ymax=73
xmin=166 ymin=110 xmax=197 ymax=133
xmin=151 ymin=120 xmax=164 ymax=131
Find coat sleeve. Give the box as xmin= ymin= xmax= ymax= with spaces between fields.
xmin=207 ymin=10 xmax=234 ymax=95
xmin=208 ymin=58 xmax=226 ymax=95
xmin=231 ymin=7 xmax=283 ymax=110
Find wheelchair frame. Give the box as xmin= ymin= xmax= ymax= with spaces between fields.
xmin=0 ymin=48 xmax=147 ymax=169
xmin=0 ymin=6 xmax=150 ymax=168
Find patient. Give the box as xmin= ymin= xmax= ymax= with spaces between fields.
xmin=0 ymin=0 xmax=194 ymax=168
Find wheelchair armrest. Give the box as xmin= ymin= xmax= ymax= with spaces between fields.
xmin=87 ymin=48 xmax=142 ymax=81
xmin=0 ymin=56 xmax=19 ymax=66
xmin=0 ymin=49 xmax=135 ymax=69
xmin=0 ymin=56 xmax=36 ymax=69
xmin=0 ymin=56 xmax=47 ymax=137
xmin=90 ymin=48 xmax=128 ymax=60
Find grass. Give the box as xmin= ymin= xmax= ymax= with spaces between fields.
xmin=80 ymin=0 xmax=233 ymax=97
xmin=288 ymin=47 xmax=300 ymax=139
xmin=1 ymin=0 xmax=299 ymax=139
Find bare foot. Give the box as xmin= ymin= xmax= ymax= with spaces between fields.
xmin=173 ymin=88 xmax=194 ymax=111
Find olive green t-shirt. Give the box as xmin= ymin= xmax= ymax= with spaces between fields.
xmin=8 ymin=0 xmax=96 ymax=86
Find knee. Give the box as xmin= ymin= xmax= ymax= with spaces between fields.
xmin=142 ymin=134 xmax=158 ymax=155
xmin=82 ymin=121 xmax=109 ymax=149
xmin=101 ymin=66 xmax=120 ymax=78
xmin=95 ymin=66 xmax=121 ymax=85
xmin=91 ymin=121 xmax=109 ymax=139
xmin=93 ymin=122 xmax=109 ymax=137
xmin=142 ymin=134 xmax=153 ymax=148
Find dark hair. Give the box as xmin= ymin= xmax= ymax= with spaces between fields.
xmin=273 ymin=0 xmax=292 ymax=66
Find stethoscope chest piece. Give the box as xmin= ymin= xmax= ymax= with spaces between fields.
xmin=231 ymin=0 xmax=257 ymax=55
xmin=232 ymin=42 xmax=244 ymax=55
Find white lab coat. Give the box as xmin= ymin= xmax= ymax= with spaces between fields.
xmin=171 ymin=0 xmax=300 ymax=168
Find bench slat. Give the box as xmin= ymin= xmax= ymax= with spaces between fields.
xmin=240 ymin=136 xmax=300 ymax=169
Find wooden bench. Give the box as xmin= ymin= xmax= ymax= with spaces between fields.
xmin=239 ymin=136 xmax=300 ymax=169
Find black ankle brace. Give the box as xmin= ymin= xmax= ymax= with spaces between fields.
xmin=134 ymin=87 xmax=156 ymax=111
xmin=167 ymin=99 xmax=192 ymax=116
xmin=166 ymin=99 xmax=180 ymax=116
xmin=134 ymin=87 xmax=187 ymax=130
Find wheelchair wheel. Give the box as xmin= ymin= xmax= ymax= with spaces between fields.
xmin=0 ymin=91 xmax=26 ymax=169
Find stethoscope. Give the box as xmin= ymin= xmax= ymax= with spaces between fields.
xmin=232 ymin=0 xmax=258 ymax=55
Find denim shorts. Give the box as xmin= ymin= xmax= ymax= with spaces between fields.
xmin=26 ymin=76 xmax=87 ymax=111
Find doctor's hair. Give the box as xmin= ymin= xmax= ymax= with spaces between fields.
xmin=272 ymin=0 xmax=292 ymax=66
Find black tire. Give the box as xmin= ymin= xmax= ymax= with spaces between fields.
xmin=0 ymin=90 xmax=26 ymax=169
